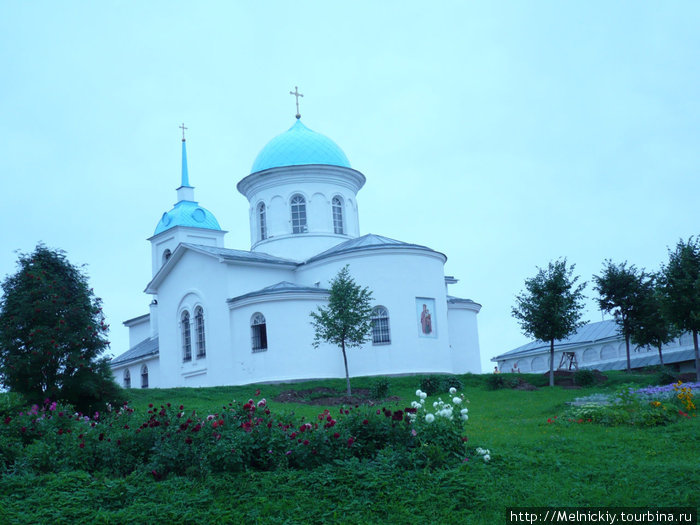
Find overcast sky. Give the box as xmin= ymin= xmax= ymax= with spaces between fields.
xmin=1 ymin=2 xmax=698 ymax=372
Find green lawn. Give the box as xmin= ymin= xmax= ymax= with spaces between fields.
xmin=1 ymin=372 xmax=698 ymax=524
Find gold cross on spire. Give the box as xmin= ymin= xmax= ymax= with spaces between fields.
xmin=179 ymin=122 xmax=188 ymax=141
xmin=289 ymin=86 xmax=304 ymax=119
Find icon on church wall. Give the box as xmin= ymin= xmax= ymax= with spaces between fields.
xmin=416 ymin=298 xmax=437 ymax=338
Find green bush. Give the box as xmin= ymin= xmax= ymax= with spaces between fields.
xmin=369 ymin=378 xmax=390 ymax=400
xmin=420 ymin=376 xmax=443 ymax=396
xmin=573 ymin=369 xmax=596 ymax=387
xmin=442 ymin=377 xmax=464 ymax=392
xmin=486 ymin=374 xmax=505 ymax=390
xmin=655 ymin=367 xmax=678 ymax=386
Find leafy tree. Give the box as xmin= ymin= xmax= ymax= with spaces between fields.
xmin=630 ymin=274 xmax=678 ymax=367
xmin=0 ymin=245 xmax=124 ymax=413
xmin=310 ymin=266 xmax=373 ymax=395
xmin=593 ymin=260 xmax=647 ymax=372
xmin=658 ymin=237 xmax=700 ymax=382
xmin=512 ymin=259 xmax=586 ymax=387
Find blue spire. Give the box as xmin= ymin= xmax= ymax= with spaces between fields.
xmin=181 ymin=138 xmax=191 ymax=188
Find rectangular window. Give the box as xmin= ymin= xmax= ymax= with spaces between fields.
xmin=252 ymin=324 xmax=268 ymax=352
xmin=372 ymin=317 xmax=391 ymax=344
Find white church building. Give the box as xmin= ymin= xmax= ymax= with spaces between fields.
xmin=110 ymin=112 xmax=482 ymax=388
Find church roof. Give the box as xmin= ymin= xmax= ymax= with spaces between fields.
xmin=111 ymin=337 xmax=159 ymax=366
xmin=228 ymin=281 xmax=329 ymax=304
xmin=250 ymin=119 xmax=351 ymax=174
xmin=303 ymin=234 xmax=443 ymax=264
xmin=183 ymin=244 xmax=299 ymax=266
xmin=447 ymin=295 xmax=480 ymax=306
xmin=154 ymin=200 xmax=222 ymax=235
xmin=492 ymin=320 xmax=621 ymax=361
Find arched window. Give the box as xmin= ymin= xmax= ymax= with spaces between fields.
xmin=251 ymin=313 xmax=268 ymax=352
xmin=332 ymin=196 xmax=344 ymax=234
xmin=290 ymin=194 xmax=307 ymax=234
xmin=162 ymin=249 xmax=172 ymax=264
xmin=123 ymin=369 xmax=131 ymax=389
xmin=371 ymin=306 xmax=391 ymax=345
xmin=258 ymin=202 xmax=267 ymax=241
xmin=181 ymin=311 xmax=192 ymax=361
xmin=195 ymin=306 xmax=206 ymax=358
xmin=141 ymin=365 xmax=149 ymax=388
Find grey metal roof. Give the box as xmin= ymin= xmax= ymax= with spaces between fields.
xmin=582 ymin=349 xmax=697 ymax=371
xmin=493 ymin=320 xmax=621 ymax=360
xmin=304 ymin=233 xmax=440 ymax=264
xmin=111 ymin=337 xmax=159 ymax=366
xmin=182 ymin=244 xmax=299 ymax=266
xmin=228 ymin=281 xmax=329 ymax=303
xmin=447 ymin=295 xmax=479 ymax=305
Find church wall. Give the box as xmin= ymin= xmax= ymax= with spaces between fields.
xmin=127 ymin=318 xmax=150 ymax=348
xmin=447 ymin=306 xmax=481 ymax=374
xmin=295 ymin=249 xmax=457 ymax=376
xmin=112 ymin=356 xmax=160 ymax=389
xmin=228 ymin=296 xmax=347 ymax=384
xmin=248 ymin=179 xmax=360 ymax=260
xmin=153 ymin=250 xmax=232 ymax=388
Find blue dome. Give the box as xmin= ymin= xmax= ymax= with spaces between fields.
xmin=251 ymin=119 xmax=351 ymax=173
xmin=154 ymin=200 xmax=222 ymax=235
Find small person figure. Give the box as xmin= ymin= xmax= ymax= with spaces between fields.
xmin=511 ymin=362 xmax=521 ymax=373
xmin=493 ymin=366 xmax=501 ymax=374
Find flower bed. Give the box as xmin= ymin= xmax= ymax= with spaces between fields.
xmin=0 ymin=387 xmax=492 ymax=478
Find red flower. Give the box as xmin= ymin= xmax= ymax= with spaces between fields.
xmin=78 ymin=442 xmax=85 ymax=449
xmin=347 ymin=437 xmax=354 ymax=447
xmin=303 ymin=439 xmax=310 ymax=445
xmin=290 ymin=432 xmax=297 ymax=439
xmin=547 ymin=418 xmax=552 ymax=423
xmin=333 ymin=432 xmax=340 ymax=439
xmin=185 ymin=437 xmax=192 ymax=444
xmin=3 ymin=417 xmax=10 ymax=425
xmin=362 ymin=419 xmax=369 ymax=425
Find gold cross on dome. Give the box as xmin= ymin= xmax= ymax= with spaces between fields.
xmin=289 ymin=86 xmax=304 ymax=119
xmin=179 ymin=122 xmax=188 ymax=141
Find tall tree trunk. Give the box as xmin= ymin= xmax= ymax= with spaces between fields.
xmin=341 ymin=340 xmax=351 ymax=396
xmin=549 ymin=339 xmax=555 ymax=387
xmin=625 ymin=333 xmax=631 ymax=372
xmin=657 ymin=343 xmax=664 ymax=367
xmin=693 ymin=329 xmax=700 ymax=383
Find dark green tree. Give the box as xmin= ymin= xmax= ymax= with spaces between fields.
xmin=512 ymin=259 xmax=586 ymax=387
xmin=658 ymin=237 xmax=700 ymax=381
xmin=593 ymin=260 xmax=647 ymax=372
xmin=310 ymin=265 xmax=373 ymax=396
xmin=0 ymin=245 xmax=124 ymax=414
xmin=630 ymin=274 xmax=678 ymax=367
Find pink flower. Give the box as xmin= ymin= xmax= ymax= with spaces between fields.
xmin=411 ymin=429 xmax=417 ymax=436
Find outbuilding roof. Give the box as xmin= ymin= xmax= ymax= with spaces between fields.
xmin=493 ymin=320 xmax=620 ymax=361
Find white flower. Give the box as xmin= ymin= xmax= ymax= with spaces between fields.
xmin=425 ymin=413 xmax=435 ymax=423
xmin=419 ymin=391 xmax=427 ymax=400
xmin=476 ymin=447 xmax=486 ymax=455
xmin=483 ymin=454 xmax=490 ymax=463
xmin=460 ymin=408 xmax=468 ymax=415
xmin=449 ymin=387 xmax=457 ymax=394
xmin=415 ymin=389 xmax=423 ymax=397
xmin=411 ymin=401 xmax=421 ymax=409
xmin=453 ymin=397 xmax=462 ymax=405
xmin=420 ymin=399 xmax=425 ymax=405
xmin=460 ymin=414 xmax=468 ymax=421
xmin=433 ymin=401 xmax=438 ymax=408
